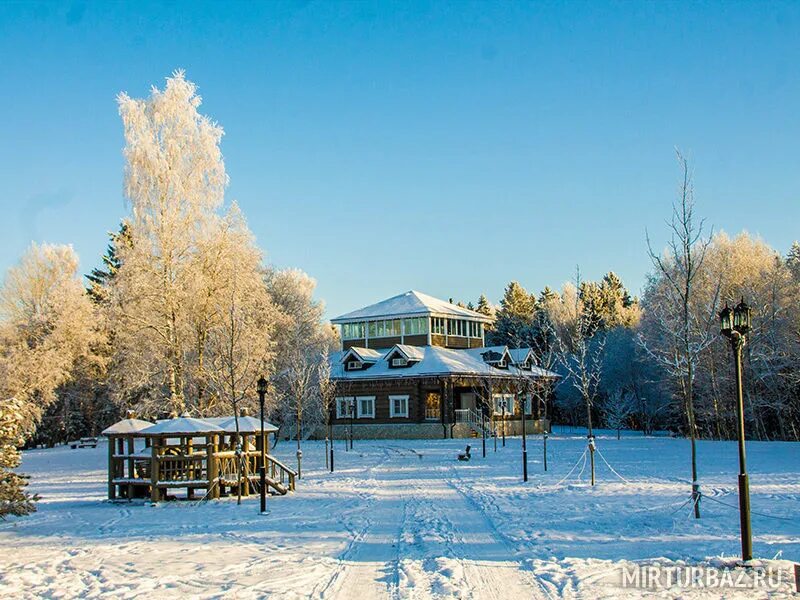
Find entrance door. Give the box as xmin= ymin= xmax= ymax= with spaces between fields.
xmin=425 ymin=392 xmax=441 ymax=420
xmin=460 ymin=392 xmax=476 ymax=411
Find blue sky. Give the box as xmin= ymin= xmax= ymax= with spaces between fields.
xmin=1 ymin=1 xmax=799 ymax=319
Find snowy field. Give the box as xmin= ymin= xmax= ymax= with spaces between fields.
xmin=1 ymin=430 xmax=798 ymax=599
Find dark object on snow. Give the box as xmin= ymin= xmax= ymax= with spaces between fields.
xmin=458 ymin=445 xmax=471 ymax=461
xmin=71 ymin=437 xmax=98 ymax=449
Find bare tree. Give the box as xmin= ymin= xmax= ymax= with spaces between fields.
xmin=603 ymin=388 xmax=636 ymax=440
xmin=642 ymin=150 xmax=715 ymax=517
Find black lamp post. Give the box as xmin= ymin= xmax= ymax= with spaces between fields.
xmin=349 ymin=398 xmax=355 ymax=450
xmin=719 ymin=298 xmax=753 ymax=563
xmin=257 ymin=375 xmax=268 ymax=514
xmin=520 ymin=391 xmax=528 ymax=482
xmin=480 ymin=397 xmax=487 ymax=458
xmin=501 ymin=398 xmax=507 ymax=447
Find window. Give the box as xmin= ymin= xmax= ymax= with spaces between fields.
xmin=468 ymin=321 xmax=482 ymax=338
xmin=524 ymin=394 xmax=532 ymax=415
xmin=341 ymin=322 xmax=365 ymax=340
xmin=493 ymin=394 xmax=515 ymax=415
xmin=497 ymin=359 xmax=506 ymax=368
xmin=391 ymin=357 xmax=408 ymax=367
xmin=389 ymin=395 xmax=409 ymax=418
xmin=336 ymin=397 xmax=353 ymax=419
xmin=368 ymin=321 xmax=377 ymax=337
xmin=347 ymin=360 xmax=363 ymax=370
xmin=356 ymin=396 xmax=375 ymax=418
xmin=431 ymin=317 xmax=446 ymax=335
xmin=403 ymin=317 xmax=428 ymax=336
xmin=447 ymin=319 xmax=467 ymax=337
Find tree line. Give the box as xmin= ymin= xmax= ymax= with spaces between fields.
xmin=0 ymin=72 xmax=335 ymax=517
xmin=469 ymin=159 xmax=800 ymax=446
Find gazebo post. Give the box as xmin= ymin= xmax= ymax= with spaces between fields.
xmin=186 ymin=436 xmax=194 ymax=500
xmin=242 ymin=433 xmax=250 ymax=497
xmin=207 ymin=433 xmax=219 ymax=499
xmin=126 ymin=434 xmax=135 ymax=500
xmin=150 ymin=435 xmax=160 ymax=503
xmin=107 ymin=433 xmax=116 ymax=500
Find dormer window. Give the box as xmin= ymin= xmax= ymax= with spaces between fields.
xmin=497 ymin=359 xmax=506 ymax=368
xmin=347 ymin=361 xmax=363 ymax=371
xmin=391 ymin=357 xmax=408 ymax=367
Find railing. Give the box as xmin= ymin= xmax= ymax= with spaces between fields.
xmin=455 ymin=407 xmax=492 ymax=436
xmin=265 ymin=454 xmax=297 ymax=493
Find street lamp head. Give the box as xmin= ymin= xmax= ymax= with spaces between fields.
xmin=257 ymin=375 xmax=268 ymax=396
xmin=719 ymin=303 xmax=733 ymax=338
xmin=733 ymin=297 xmax=751 ymax=335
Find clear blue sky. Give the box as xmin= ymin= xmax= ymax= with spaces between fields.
xmin=1 ymin=1 xmax=799 ymax=319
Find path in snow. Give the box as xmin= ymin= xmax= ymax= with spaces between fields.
xmin=321 ymin=445 xmax=546 ymax=599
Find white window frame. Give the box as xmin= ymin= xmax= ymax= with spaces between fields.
xmin=336 ymin=397 xmax=354 ymax=419
xmin=356 ymin=396 xmax=376 ymax=419
xmin=389 ymin=395 xmax=409 ymax=418
xmin=347 ymin=360 xmax=363 ymax=370
xmin=492 ymin=393 xmax=515 ymax=416
xmin=391 ymin=357 xmax=408 ymax=367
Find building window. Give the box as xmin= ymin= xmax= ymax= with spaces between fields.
xmin=431 ymin=317 xmax=446 ymax=335
xmin=447 ymin=319 xmax=467 ymax=337
xmin=336 ymin=397 xmax=354 ymax=419
xmin=403 ymin=316 xmax=428 ymax=336
xmin=468 ymin=321 xmax=483 ymax=338
xmin=524 ymin=394 xmax=532 ymax=415
xmin=492 ymin=394 xmax=515 ymax=415
xmin=389 ymin=395 xmax=409 ymax=418
xmin=342 ymin=322 xmax=365 ymax=340
xmin=356 ymin=396 xmax=375 ymax=418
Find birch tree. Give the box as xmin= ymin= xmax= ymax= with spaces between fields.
xmin=114 ymin=71 xmax=227 ymax=415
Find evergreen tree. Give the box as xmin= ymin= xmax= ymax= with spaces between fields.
xmin=488 ymin=281 xmax=536 ymax=347
xmin=475 ymin=294 xmax=494 ymax=317
xmin=787 ymin=241 xmax=800 ymax=281
xmin=86 ymin=222 xmax=131 ymax=304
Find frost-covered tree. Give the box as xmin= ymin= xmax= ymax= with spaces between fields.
xmin=114 ymin=71 xmax=227 ymax=415
xmin=0 ymin=397 xmax=38 ymax=518
xmin=0 ymin=244 xmax=102 ymax=514
xmin=602 ymin=388 xmax=636 ymax=439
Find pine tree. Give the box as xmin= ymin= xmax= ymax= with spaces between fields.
xmin=787 ymin=241 xmax=800 ymax=281
xmin=475 ymin=294 xmax=494 ymax=317
xmin=0 ymin=398 xmax=38 ymax=518
xmin=86 ymin=222 xmax=131 ymax=304
xmin=488 ymin=282 xmax=536 ymax=347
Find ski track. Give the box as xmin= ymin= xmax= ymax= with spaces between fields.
xmin=323 ymin=444 xmax=546 ymax=600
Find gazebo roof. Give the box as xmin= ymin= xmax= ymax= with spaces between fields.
xmin=140 ymin=416 xmax=223 ymax=436
xmin=102 ymin=417 xmax=155 ymax=436
xmin=216 ymin=415 xmax=279 ymax=434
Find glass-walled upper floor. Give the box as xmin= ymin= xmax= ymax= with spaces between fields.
xmin=340 ymin=316 xmax=483 ymax=341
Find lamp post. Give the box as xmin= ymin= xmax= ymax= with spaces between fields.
xmin=520 ymin=391 xmax=528 ymax=482
xmin=501 ymin=397 xmax=507 ymax=447
xmin=349 ymin=397 xmax=355 ymax=451
xmin=480 ymin=397 xmax=487 ymax=458
xmin=257 ymin=375 xmax=268 ymax=514
xmin=719 ymin=299 xmax=753 ymax=563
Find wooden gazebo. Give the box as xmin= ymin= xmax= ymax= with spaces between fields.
xmin=102 ymin=412 xmax=295 ymax=503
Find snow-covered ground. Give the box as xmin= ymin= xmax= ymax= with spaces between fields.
xmin=1 ymin=430 xmax=798 ymax=599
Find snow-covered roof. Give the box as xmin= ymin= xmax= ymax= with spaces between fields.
xmin=140 ymin=416 xmax=224 ymax=436
xmin=392 ymin=344 xmax=425 ymax=361
xmin=102 ymin=417 xmax=155 ymax=436
xmin=331 ymin=290 xmax=494 ymax=324
xmin=216 ymin=415 xmax=279 ymax=434
xmin=330 ymin=345 xmax=558 ymax=381
xmin=508 ymin=348 xmax=535 ymax=365
xmin=341 ymin=346 xmax=383 ymax=364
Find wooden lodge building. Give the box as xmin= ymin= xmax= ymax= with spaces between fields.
xmin=329 ymin=291 xmax=558 ymax=439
